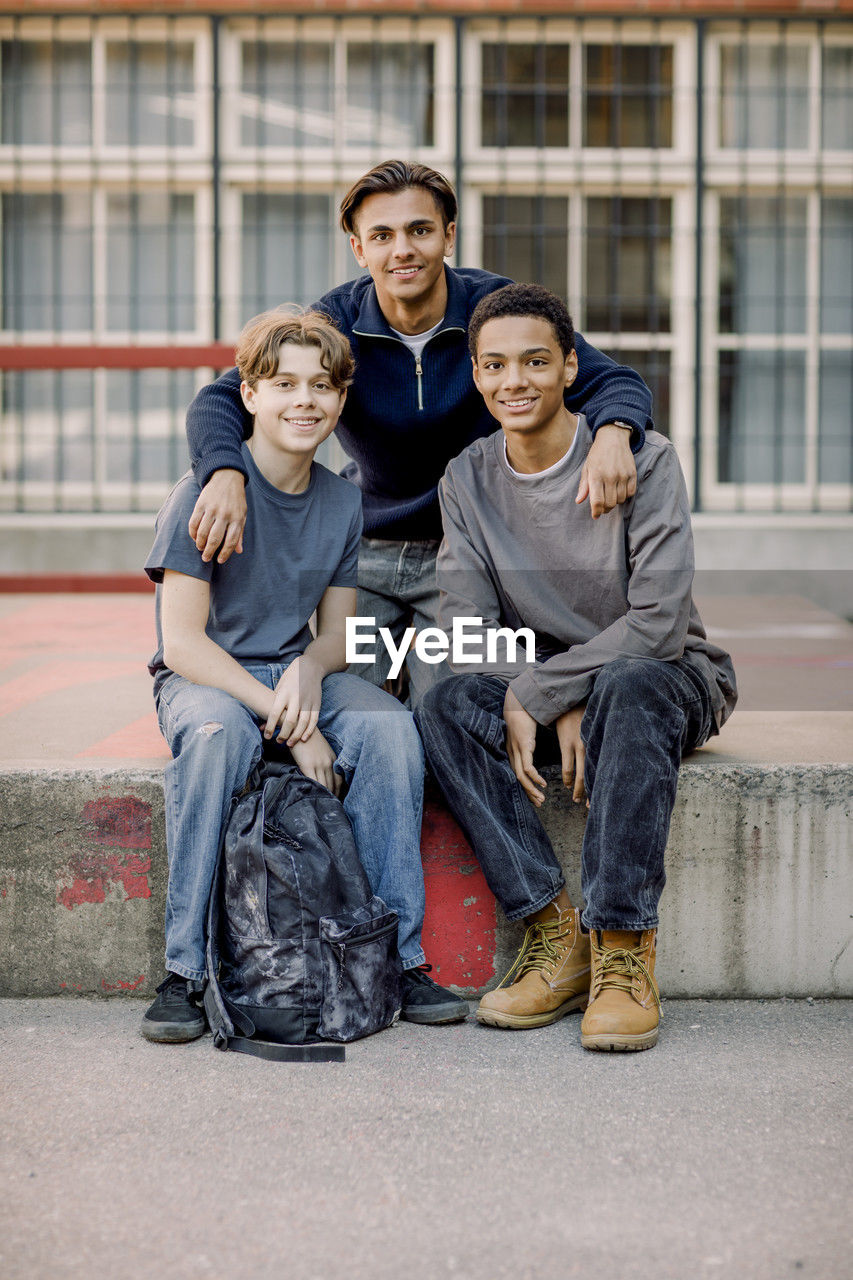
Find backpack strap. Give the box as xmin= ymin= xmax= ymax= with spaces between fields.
xmin=203 ymin=986 xmax=345 ymax=1062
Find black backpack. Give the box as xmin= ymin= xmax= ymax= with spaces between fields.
xmin=204 ymin=761 xmax=402 ymax=1062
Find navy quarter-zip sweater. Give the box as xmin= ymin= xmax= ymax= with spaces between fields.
xmin=186 ymin=267 xmax=653 ymax=541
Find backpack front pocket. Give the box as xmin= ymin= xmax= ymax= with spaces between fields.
xmin=317 ymin=900 xmax=401 ymax=1042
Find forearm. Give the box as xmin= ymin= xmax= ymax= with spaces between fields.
xmin=301 ymin=630 xmax=348 ymax=679
xmin=186 ymin=367 xmax=252 ymax=488
xmin=163 ymin=632 xmax=274 ymax=719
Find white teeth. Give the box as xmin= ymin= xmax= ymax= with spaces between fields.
xmin=505 ymin=399 xmax=534 ymax=408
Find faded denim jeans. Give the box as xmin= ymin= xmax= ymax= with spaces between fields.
xmin=156 ymin=666 xmax=427 ymax=982
xmin=347 ymin=536 xmax=443 ymax=707
xmin=415 ymin=657 xmax=713 ymax=931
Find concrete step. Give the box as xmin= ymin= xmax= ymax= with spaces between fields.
xmin=1 ymin=745 xmax=851 ymax=1000
xmin=1 ymin=592 xmax=851 ymax=1000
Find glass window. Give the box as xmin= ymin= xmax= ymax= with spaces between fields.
xmin=104 ymin=369 xmax=195 ymax=487
xmin=584 ymin=45 xmax=673 ymax=148
xmin=240 ymin=192 xmax=334 ymax=320
xmin=1 ymin=40 xmax=91 ymax=146
xmin=719 ymin=44 xmax=809 ymax=150
xmin=239 ymin=41 xmax=333 ymax=148
xmin=585 ymin=197 xmax=672 ymax=333
xmin=104 ymin=41 xmax=195 ymax=147
xmin=106 ymin=193 xmax=196 ymax=333
xmin=346 ymin=43 xmax=434 ymax=148
xmin=821 ymin=198 xmax=853 ymax=334
xmin=481 ymin=43 xmax=569 ymax=148
xmin=718 ymin=196 xmax=807 ymax=335
xmin=481 ymin=195 xmax=568 ymax=292
xmin=818 ymin=352 xmax=853 ymax=484
xmin=0 ymin=370 xmax=94 ymax=490
xmin=717 ymin=351 xmax=806 ymax=484
xmin=2 ymin=192 xmax=93 ymax=331
xmin=822 ymin=47 xmax=853 ymax=149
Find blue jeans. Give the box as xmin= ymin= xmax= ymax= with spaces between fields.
xmin=415 ymin=657 xmax=713 ymax=931
xmin=156 ymin=666 xmax=427 ymax=982
xmin=347 ymin=536 xmax=444 ymax=707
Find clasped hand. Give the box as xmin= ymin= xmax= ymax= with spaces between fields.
xmin=503 ymin=687 xmax=587 ymax=808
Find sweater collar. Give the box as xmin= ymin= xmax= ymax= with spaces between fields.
xmin=352 ymin=265 xmax=468 ymax=339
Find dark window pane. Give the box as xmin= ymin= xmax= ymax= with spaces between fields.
xmin=106 ymin=193 xmax=196 ymax=332
xmin=240 ymin=41 xmax=333 ymax=148
xmin=481 ymin=195 xmax=568 ymax=295
xmin=2 ymin=192 xmax=93 ymax=331
xmin=820 ymin=198 xmax=853 ymax=334
xmin=718 ymin=350 xmax=805 ymax=483
xmin=818 ymin=352 xmax=853 ymax=484
xmin=1 ymin=40 xmax=91 ymax=145
xmin=105 ymin=41 xmax=195 ymax=146
xmin=719 ymin=196 xmax=807 ymax=335
xmin=241 ymin=193 xmax=334 ymax=319
xmin=720 ymin=43 xmax=809 ymax=150
xmin=347 ymin=43 xmax=434 ymax=148
xmin=585 ymin=197 xmax=672 ymax=333
xmin=0 ymin=370 xmax=94 ymax=489
xmin=823 ymin=46 xmax=853 ymax=149
xmin=584 ymin=45 xmax=673 ymax=148
xmin=603 ymin=348 xmax=670 ymax=438
xmin=481 ymin=43 xmax=569 ymax=147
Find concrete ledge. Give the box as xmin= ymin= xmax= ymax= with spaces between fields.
xmin=1 ymin=755 xmax=850 ymax=1000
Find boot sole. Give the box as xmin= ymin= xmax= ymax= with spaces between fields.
xmin=581 ymin=1027 xmax=659 ymax=1052
xmin=477 ymin=993 xmax=587 ymax=1030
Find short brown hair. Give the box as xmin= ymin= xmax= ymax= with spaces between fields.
xmin=235 ymin=306 xmax=355 ymax=390
xmin=339 ymin=159 xmax=458 ymax=234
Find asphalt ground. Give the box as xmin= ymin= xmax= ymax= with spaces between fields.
xmin=1 ymin=997 xmax=851 ymax=1280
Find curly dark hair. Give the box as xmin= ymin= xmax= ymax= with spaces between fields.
xmin=468 ymin=283 xmax=575 ymax=360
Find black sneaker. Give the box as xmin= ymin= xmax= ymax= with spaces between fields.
xmin=400 ymin=965 xmax=469 ymax=1025
xmin=140 ymin=973 xmax=206 ymax=1043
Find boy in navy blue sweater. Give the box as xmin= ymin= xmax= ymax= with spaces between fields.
xmin=184 ymin=160 xmax=652 ymax=703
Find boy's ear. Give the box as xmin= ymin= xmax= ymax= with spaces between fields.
xmin=564 ymin=349 xmax=578 ymax=388
xmin=471 ymin=356 xmax=483 ymax=396
xmin=240 ymin=380 xmax=257 ymax=415
xmin=443 ymin=221 xmax=457 ymax=258
xmin=349 ymin=234 xmax=368 ymax=269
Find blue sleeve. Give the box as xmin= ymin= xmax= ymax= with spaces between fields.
xmin=567 ymin=332 xmax=653 ymax=453
xmin=328 ymin=494 xmax=363 ymax=589
xmin=145 ymin=479 xmax=214 ymax=585
xmin=185 ymin=366 xmax=252 ymax=489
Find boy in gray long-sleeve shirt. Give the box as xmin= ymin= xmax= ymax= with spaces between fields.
xmin=415 ymin=283 xmax=737 ymax=1052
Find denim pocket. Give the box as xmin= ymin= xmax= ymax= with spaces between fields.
xmin=317 ymin=899 xmax=401 ymax=1042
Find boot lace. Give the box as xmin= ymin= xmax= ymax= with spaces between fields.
xmin=596 ymin=946 xmax=661 ymax=1014
xmin=498 ymin=917 xmax=569 ymax=988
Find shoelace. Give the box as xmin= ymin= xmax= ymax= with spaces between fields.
xmin=498 ymin=918 xmax=569 ymax=988
xmin=406 ymin=964 xmax=438 ymax=988
xmin=595 ymin=947 xmax=662 ymax=1014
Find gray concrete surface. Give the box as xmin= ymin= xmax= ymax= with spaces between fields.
xmin=1 ymin=997 xmax=850 ymax=1280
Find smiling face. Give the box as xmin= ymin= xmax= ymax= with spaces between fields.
xmin=240 ymin=341 xmax=346 ymax=466
xmin=472 ymin=314 xmax=578 ymax=441
xmin=349 ymin=186 xmax=456 ymax=324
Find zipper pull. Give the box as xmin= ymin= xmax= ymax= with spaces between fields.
xmin=415 ymin=355 xmax=424 ymax=411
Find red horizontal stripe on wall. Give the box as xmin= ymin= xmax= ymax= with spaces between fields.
xmin=0 ymin=576 xmax=155 ymax=594
xmin=0 ymin=346 xmax=236 ymax=371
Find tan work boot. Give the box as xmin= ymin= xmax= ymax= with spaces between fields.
xmin=580 ymin=928 xmax=661 ymax=1051
xmin=477 ymin=906 xmax=590 ymax=1029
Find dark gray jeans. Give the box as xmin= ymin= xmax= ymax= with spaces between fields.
xmin=415 ymin=657 xmax=714 ymax=931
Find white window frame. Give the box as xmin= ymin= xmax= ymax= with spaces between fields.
xmin=221 ymin=17 xmax=455 ymax=169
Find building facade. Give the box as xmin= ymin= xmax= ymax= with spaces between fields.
xmin=0 ymin=2 xmax=850 ymax=554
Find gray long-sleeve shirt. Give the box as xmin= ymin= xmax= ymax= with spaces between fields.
xmin=436 ymin=418 xmax=737 ymax=728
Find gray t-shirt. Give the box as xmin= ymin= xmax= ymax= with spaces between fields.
xmin=146 ymin=442 xmax=362 ymax=694
xmin=437 ymin=418 xmax=737 ymax=729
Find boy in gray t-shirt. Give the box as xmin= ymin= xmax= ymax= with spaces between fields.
xmin=141 ymin=308 xmax=468 ymax=1042
xmin=415 ymin=284 xmax=737 ymax=1053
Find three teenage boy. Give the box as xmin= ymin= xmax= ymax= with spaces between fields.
xmin=183 ymin=160 xmax=651 ymax=704
xmin=416 ymin=283 xmax=737 ymax=1050
xmin=142 ymin=310 xmax=468 ymax=1041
